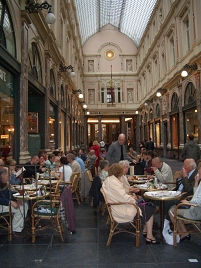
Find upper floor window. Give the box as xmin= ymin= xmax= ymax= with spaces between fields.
xmin=100 ymin=87 xmax=121 ymax=104
xmin=156 ymin=104 xmax=160 ymax=117
xmin=171 ymin=92 xmax=179 ymax=110
xmin=28 ymin=43 xmax=42 ymax=83
xmin=50 ymin=69 xmax=56 ymax=98
xmin=184 ymin=82 xmax=196 ymax=105
xmin=0 ymin=0 xmax=16 ymax=57
xmin=149 ymin=108 xmax=153 ymax=120
xmin=61 ymin=84 xmax=65 ymax=107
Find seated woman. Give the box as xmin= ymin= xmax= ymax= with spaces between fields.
xmin=119 ymin=160 xmax=140 ymax=194
xmin=99 ymin=160 xmax=109 ymax=182
xmin=168 ymin=167 xmax=201 ymax=241
xmin=52 ymin=156 xmax=72 ymax=183
xmin=7 ymin=159 xmax=22 ymax=185
xmin=102 ymin=163 xmax=160 ymax=244
xmin=0 ymin=168 xmax=28 ymax=234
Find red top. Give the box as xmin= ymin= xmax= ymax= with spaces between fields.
xmin=90 ymin=145 xmax=100 ymax=158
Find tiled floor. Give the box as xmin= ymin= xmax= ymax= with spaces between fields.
xmin=1 ymin=158 xmax=201 ymax=268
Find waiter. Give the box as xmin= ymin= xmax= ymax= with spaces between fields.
xmin=106 ymin=133 xmax=137 ymax=166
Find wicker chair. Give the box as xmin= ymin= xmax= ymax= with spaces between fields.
xmin=31 ymin=180 xmax=64 ymax=243
xmin=100 ymin=188 xmax=141 ymax=247
xmin=68 ymin=172 xmax=81 ymax=205
xmin=0 ymin=205 xmax=12 ymax=241
xmin=173 ymin=195 xmax=201 ymax=246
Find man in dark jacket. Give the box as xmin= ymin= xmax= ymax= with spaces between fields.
xmin=181 ymin=134 xmax=200 ymax=163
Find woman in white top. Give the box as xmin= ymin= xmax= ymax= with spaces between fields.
xmin=53 ymin=157 xmax=72 ymax=182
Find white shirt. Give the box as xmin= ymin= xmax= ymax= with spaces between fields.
xmin=59 ymin=165 xmax=72 ymax=182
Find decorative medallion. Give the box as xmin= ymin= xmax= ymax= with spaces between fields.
xmin=104 ymin=49 xmax=115 ymax=60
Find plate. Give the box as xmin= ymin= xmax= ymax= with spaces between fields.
xmin=162 ymin=191 xmax=181 ymax=197
xmin=13 ymin=193 xmax=20 ymax=197
xmin=144 ymin=191 xmax=166 ymax=197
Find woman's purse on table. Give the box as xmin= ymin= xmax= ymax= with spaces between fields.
xmin=162 ymin=219 xmax=180 ymax=245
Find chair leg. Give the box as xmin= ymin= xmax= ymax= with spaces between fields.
xmin=76 ymin=192 xmax=81 ymax=205
xmin=173 ymin=218 xmax=177 ymax=247
xmin=90 ymin=197 xmax=94 ymax=207
xmin=56 ymin=216 xmax=64 ymax=242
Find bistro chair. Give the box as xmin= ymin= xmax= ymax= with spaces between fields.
xmin=86 ymin=170 xmax=94 ymax=206
xmin=100 ymin=188 xmax=141 ymax=247
xmin=173 ymin=195 xmax=201 ymax=246
xmin=0 ymin=205 xmax=12 ymax=241
xmin=31 ymin=180 xmax=64 ymax=243
xmin=68 ymin=172 xmax=81 ymax=205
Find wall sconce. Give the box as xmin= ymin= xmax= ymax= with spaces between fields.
xmin=59 ymin=63 xmax=75 ymax=78
xmin=181 ymin=63 xmax=197 ymax=77
xmin=25 ymin=0 xmax=56 ymax=24
xmin=79 ymin=101 xmax=87 ymax=109
xmin=135 ymin=111 xmax=138 ymax=114
xmin=72 ymin=89 xmax=83 ymax=98
xmin=156 ymin=88 xmax=167 ymax=97
xmin=86 ymin=111 xmax=90 ymax=115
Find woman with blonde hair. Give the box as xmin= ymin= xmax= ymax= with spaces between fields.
xmin=102 ymin=163 xmax=160 ymax=244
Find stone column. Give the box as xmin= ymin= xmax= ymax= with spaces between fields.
xmin=195 ymin=70 xmax=201 ymax=147
xmin=120 ymin=115 xmax=125 ymax=134
xmin=19 ymin=12 xmax=31 ymax=164
xmin=44 ymin=51 xmax=51 ymax=153
xmin=178 ymin=83 xmax=184 ymax=150
xmin=57 ymin=73 xmax=62 ymax=149
xmin=98 ymin=115 xmax=102 ymax=141
xmin=65 ymin=85 xmax=69 ymax=152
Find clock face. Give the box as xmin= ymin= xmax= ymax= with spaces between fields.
xmin=105 ymin=49 xmax=115 ymax=60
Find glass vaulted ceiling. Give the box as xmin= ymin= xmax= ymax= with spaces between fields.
xmin=74 ymin=0 xmax=157 ymax=47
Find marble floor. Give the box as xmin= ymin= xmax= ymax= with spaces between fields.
xmin=0 ymin=158 xmax=201 ymax=268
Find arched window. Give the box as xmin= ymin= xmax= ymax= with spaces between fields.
xmin=156 ymin=104 xmax=160 ymax=117
xmin=184 ymin=82 xmax=196 ymax=105
xmin=28 ymin=43 xmax=42 ymax=83
xmin=149 ymin=108 xmax=153 ymax=120
xmin=67 ymin=95 xmax=71 ymax=113
xmin=171 ymin=92 xmax=179 ymax=110
xmin=61 ymin=84 xmax=65 ymax=107
xmin=50 ymin=69 xmax=56 ymax=98
xmin=0 ymin=0 xmax=16 ymax=57
xmin=144 ymin=112 xmax=147 ymax=123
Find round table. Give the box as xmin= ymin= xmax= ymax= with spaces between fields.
xmin=143 ymin=191 xmax=182 ymax=234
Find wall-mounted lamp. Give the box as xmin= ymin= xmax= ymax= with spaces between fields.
xmin=79 ymin=101 xmax=87 ymax=109
xmin=25 ymin=0 xmax=56 ymax=24
xmin=59 ymin=63 xmax=75 ymax=78
xmin=86 ymin=111 xmax=90 ymax=115
xmin=72 ymin=89 xmax=83 ymax=99
xmin=156 ymin=88 xmax=167 ymax=97
xmin=181 ymin=63 xmax=197 ymax=77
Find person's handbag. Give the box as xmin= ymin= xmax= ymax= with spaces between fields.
xmin=162 ymin=219 xmax=180 ymax=245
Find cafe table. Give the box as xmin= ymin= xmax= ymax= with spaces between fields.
xmin=13 ymin=191 xmax=50 ymax=238
xmin=127 ymin=175 xmax=153 ymax=185
xmin=143 ymin=190 xmax=182 ymax=235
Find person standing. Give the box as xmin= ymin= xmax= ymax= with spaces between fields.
xmin=181 ymin=134 xmax=200 ymax=163
xmin=106 ymin=133 xmax=137 ymax=166
xmin=145 ymin=138 xmax=154 ymax=151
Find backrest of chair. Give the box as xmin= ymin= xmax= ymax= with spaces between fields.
xmin=69 ymin=172 xmax=78 ymax=183
xmin=71 ymin=174 xmax=79 ymax=193
xmin=100 ymin=188 xmax=114 ymax=224
xmin=86 ymin=170 xmax=93 ymax=183
xmin=173 ymin=171 xmax=180 ymax=183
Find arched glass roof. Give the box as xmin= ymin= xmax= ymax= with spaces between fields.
xmin=74 ymin=0 xmax=157 ymax=47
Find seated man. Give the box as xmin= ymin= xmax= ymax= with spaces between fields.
xmin=23 ymin=155 xmax=45 ymax=178
xmin=151 ymin=157 xmax=173 ymax=187
xmin=0 ymin=168 xmax=28 ymax=235
xmin=165 ymin=158 xmax=198 ymax=221
xmin=168 ymin=167 xmax=201 ymax=241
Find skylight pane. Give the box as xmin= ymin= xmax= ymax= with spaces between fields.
xmin=74 ymin=0 xmax=157 ymax=47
